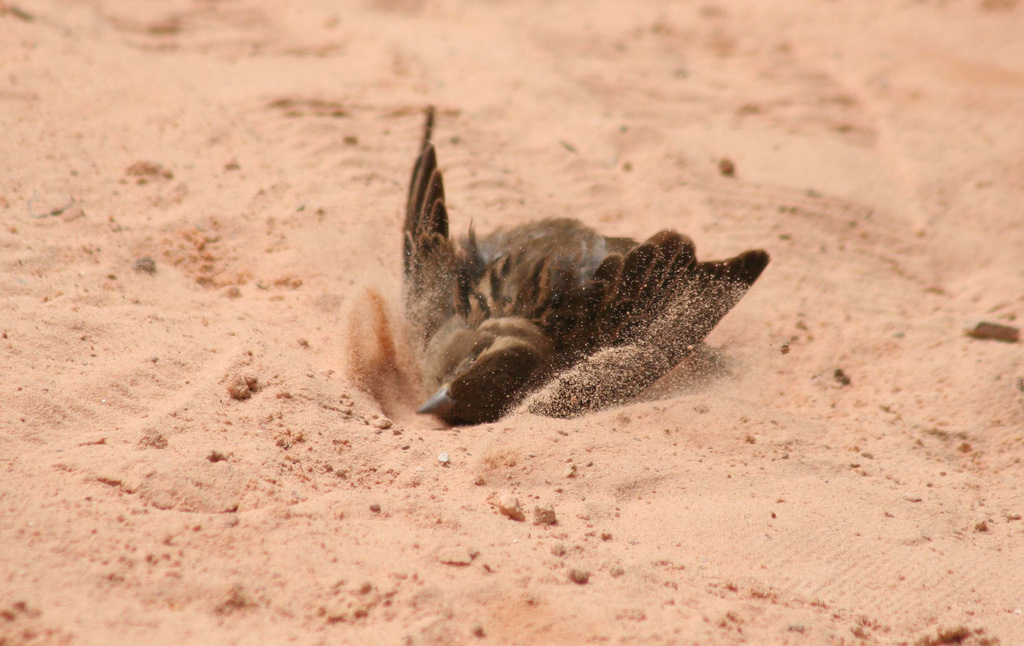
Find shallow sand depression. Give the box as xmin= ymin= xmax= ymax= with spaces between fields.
xmin=2 ymin=0 xmax=1024 ymax=643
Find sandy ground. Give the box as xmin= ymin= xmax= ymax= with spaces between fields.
xmin=3 ymin=0 xmax=1024 ymax=643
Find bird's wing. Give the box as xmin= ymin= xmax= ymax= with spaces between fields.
xmin=594 ymin=231 xmax=769 ymax=348
xmin=403 ymin=107 xmax=474 ymax=346
xmin=526 ymin=231 xmax=769 ymax=417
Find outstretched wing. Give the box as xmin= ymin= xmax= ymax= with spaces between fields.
xmin=403 ymin=107 xmax=468 ymax=346
xmin=526 ymin=232 xmax=769 ymax=417
xmin=594 ymin=231 xmax=768 ymax=348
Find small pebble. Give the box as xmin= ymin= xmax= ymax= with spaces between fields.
xmin=61 ymin=204 xmax=85 ymax=222
xmin=718 ymin=158 xmax=735 ymax=177
xmin=533 ymin=505 xmax=557 ymax=526
xmin=550 ymin=543 xmax=567 ymax=557
xmin=563 ymin=464 xmax=577 ymax=479
xmin=833 ymin=368 xmax=851 ymax=386
xmin=126 ymin=160 xmax=173 ymax=179
xmin=369 ymin=503 xmax=381 ymax=513
xmin=568 ymin=568 xmax=590 ymax=585
xmin=227 ymin=376 xmax=252 ymax=400
xmin=133 ymin=257 xmax=157 ymax=274
xmin=497 ymin=495 xmax=525 ymax=522
xmin=964 ymin=321 xmax=1020 ymax=343
xmin=438 ymin=452 xmax=450 ymax=466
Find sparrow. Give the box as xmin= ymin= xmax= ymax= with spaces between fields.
xmin=403 ymin=107 xmax=769 ymax=424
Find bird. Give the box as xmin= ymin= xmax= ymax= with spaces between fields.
xmin=403 ymin=107 xmax=769 ymax=424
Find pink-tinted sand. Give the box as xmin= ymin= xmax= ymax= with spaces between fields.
xmin=2 ymin=0 xmax=1023 ymax=643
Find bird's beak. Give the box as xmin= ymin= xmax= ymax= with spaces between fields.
xmin=417 ymin=385 xmax=456 ymax=417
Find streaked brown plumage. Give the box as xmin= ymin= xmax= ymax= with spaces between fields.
xmin=404 ymin=108 xmax=769 ymax=424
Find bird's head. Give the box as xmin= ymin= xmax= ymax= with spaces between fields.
xmin=418 ymin=317 xmax=553 ymax=424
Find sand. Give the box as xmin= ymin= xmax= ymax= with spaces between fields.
xmin=2 ymin=0 xmax=1024 ymax=643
